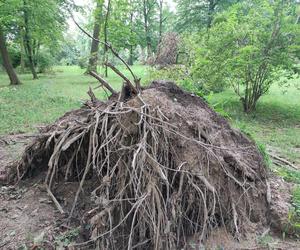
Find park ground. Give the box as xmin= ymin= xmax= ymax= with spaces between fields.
xmin=0 ymin=65 xmax=300 ymax=248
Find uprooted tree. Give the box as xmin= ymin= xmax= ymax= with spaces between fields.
xmin=155 ymin=32 xmax=180 ymax=67
xmin=2 ymin=18 xmax=281 ymax=250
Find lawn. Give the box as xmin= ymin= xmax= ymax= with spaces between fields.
xmin=209 ymin=80 xmax=300 ymax=166
xmin=0 ymin=65 xmax=149 ymax=135
xmin=0 ymin=65 xmax=299 ymax=166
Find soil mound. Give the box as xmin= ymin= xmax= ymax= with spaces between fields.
xmin=6 ymin=81 xmax=269 ymax=249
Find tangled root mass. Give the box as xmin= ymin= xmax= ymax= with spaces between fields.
xmin=10 ymin=81 xmax=269 ymax=249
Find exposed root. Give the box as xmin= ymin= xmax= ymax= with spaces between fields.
xmin=7 ymin=81 xmax=269 ymax=249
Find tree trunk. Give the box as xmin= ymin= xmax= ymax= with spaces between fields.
xmin=143 ymin=0 xmax=152 ymax=59
xmin=158 ymin=0 xmax=163 ymax=42
xmin=0 ymin=27 xmax=21 ymax=85
xmin=23 ymin=0 xmax=38 ymax=79
xmin=129 ymin=45 xmax=134 ymax=65
xmin=86 ymin=1 xmax=103 ymax=73
xmin=128 ymin=11 xmax=134 ymax=65
xmin=103 ymin=0 xmax=111 ymax=77
xmin=20 ymin=28 xmax=26 ymax=74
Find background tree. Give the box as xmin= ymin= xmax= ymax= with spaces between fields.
xmin=0 ymin=26 xmax=21 ymax=85
xmin=175 ymin=0 xmax=240 ymax=31
xmin=191 ymin=0 xmax=300 ymax=112
xmin=103 ymin=0 xmax=111 ymax=76
xmin=141 ymin=0 xmax=158 ymax=59
xmin=0 ymin=0 xmax=22 ymax=84
xmin=86 ymin=0 xmax=104 ymax=73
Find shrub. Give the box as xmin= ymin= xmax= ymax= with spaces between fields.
xmin=191 ymin=0 xmax=300 ymax=112
xmin=36 ymin=51 xmax=55 ymax=73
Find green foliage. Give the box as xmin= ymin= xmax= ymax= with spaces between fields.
xmin=36 ymin=50 xmax=55 ymax=73
xmin=284 ymin=186 xmax=300 ymax=237
xmin=175 ymin=0 xmax=240 ymax=32
xmin=275 ymin=168 xmax=300 ymax=184
xmin=190 ymin=0 xmax=300 ymax=112
xmin=257 ymin=233 xmax=273 ymax=247
xmin=55 ymin=228 xmax=80 ymax=247
xmin=292 ymin=186 xmax=300 ymax=216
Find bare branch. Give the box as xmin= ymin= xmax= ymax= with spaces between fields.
xmin=69 ymin=12 xmax=140 ymax=88
xmin=89 ymin=71 xmax=117 ymax=95
xmin=105 ymin=62 xmax=137 ymax=94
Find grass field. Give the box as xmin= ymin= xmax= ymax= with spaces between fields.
xmin=0 ymin=65 xmax=149 ymax=135
xmin=0 ymin=65 xmax=299 ymax=167
xmin=210 ymin=82 xmax=300 ymax=166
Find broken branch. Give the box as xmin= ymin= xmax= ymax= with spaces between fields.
xmin=69 ymin=12 xmax=140 ymax=89
xmin=46 ymin=185 xmax=65 ymax=214
xmin=105 ymin=62 xmax=137 ymax=94
xmin=89 ymin=71 xmax=117 ymax=95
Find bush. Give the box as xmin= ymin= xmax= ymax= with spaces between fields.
xmin=190 ymin=0 xmax=300 ymax=112
xmin=78 ymin=56 xmax=88 ymax=69
xmin=36 ymin=51 xmax=55 ymax=73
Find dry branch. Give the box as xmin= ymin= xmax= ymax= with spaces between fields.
xmin=105 ymin=62 xmax=137 ymax=94
xmin=69 ymin=12 xmax=141 ymax=89
xmin=89 ymin=71 xmax=117 ymax=95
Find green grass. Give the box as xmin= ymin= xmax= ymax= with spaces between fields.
xmin=0 ymin=65 xmax=148 ymax=135
xmin=209 ymin=81 xmax=300 ymax=166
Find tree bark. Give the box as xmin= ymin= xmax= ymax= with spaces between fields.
xmin=0 ymin=27 xmax=21 ymax=85
xmin=23 ymin=0 xmax=38 ymax=79
xmin=20 ymin=28 xmax=26 ymax=74
xmin=158 ymin=0 xmax=163 ymax=42
xmin=128 ymin=11 xmax=134 ymax=65
xmin=87 ymin=1 xmax=103 ymax=73
xmin=143 ymin=0 xmax=153 ymax=59
xmin=103 ymin=0 xmax=111 ymax=77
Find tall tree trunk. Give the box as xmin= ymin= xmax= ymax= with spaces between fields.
xmin=86 ymin=1 xmax=103 ymax=73
xmin=143 ymin=0 xmax=152 ymax=59
xmin=0 ymin=27 xmax=21 ymax=85
xmin=23 ymin=0 xmax=38 ymax=79
xmin=129 ymin=45 xmax=134 ymax=66
xmin=158 ymin=0 xmax=164 ymax=42
xmin=32 ymin=40 xmax=40 ymax=69
xmin=128 ymin=11 xmax=134 ymax=65
xmin=103 ymin=0 xmax=111 ymax=77
xmin=20 ymin=28 xmax=26 ymax=74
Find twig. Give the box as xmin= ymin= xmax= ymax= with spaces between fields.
xmin=87 ymin=87 xmax=98 ymax=102
xmin=46 ymin=185 xmax=65 ymax=214
xmin=89 ymin=71 xmax=117 ymax=95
